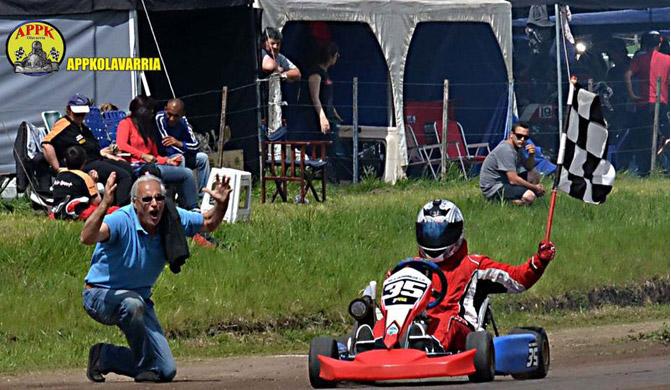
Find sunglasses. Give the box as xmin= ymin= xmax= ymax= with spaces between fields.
xmin=513 ymin=133 xmax=529 ymax=141
xmin=139 ymin=194 xmax=166 ymax=204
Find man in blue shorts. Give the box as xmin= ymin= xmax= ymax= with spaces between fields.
xmin=479 ymin=122 xmax=545 ymax=205
xmin=80 ymin=172 xmax=231 ymax=382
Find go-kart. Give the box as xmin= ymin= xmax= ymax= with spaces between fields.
xmin=308 ymin=259 xmax=550 ymax=388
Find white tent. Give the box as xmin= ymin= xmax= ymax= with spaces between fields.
xmin=259 ymin=0 xmax=514 ymax=183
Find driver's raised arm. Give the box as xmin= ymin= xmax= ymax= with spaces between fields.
xmin=471 ymin=241 xmax=556 ymax=294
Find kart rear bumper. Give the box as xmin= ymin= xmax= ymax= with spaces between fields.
xmin=319 ymin=348 xmax=476 ymax=381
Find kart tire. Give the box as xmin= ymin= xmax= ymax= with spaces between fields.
xmin=508 ymin=326 xmax=550 ymax=380
xmin=308 ymin=336 xmax=339 ymax=388
xmin=466 ymin=330 xmax=495 ymax=383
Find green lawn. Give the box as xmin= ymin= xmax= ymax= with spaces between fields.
xmin=0 ymin=173 xmax=668 ymax=373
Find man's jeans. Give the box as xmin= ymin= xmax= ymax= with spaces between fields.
xmin=82 ymin=287 xmax=176 ymax=381
xmin=156 ymin=164 xmax=198 ymax=209
xmin=172 ymin=152 xmax=211 ymax=193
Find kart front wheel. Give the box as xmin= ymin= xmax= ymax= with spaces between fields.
xmin=509 ymin=326 xmax=550 ymax=380
xmin=466 ymin=330 xmax=495 ymax=383
xmin=308 ymin=336 xmax=338 ymax=388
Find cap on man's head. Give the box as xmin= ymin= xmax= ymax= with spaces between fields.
xmin=68 ymin=93 xmax=91 ymax=114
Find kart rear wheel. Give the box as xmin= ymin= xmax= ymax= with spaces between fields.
xmin=466 ymin=330 xmax=495 ymax=383
xmin=508 ymin=326 xmax=550 ymax=380
xmin=308 ymin=336 xmax=339 ymax=388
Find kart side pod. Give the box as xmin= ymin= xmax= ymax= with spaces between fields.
xmin=494 ymin=333 xmax=541 ymax=375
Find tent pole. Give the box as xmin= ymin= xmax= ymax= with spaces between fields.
xmin=554 ymin=3 xmax=563 ymax=141
xmin=128 ymin=10 xmax=139 ymax=98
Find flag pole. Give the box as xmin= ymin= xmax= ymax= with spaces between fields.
xmin=544 ymin=81 xmax=574 ymax=242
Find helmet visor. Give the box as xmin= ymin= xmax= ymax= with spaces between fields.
xmin=416 ymin=221 xmax=463 ymax=252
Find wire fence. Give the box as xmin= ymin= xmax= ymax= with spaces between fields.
xmin=145 ymin=75 xmax=669 ymax=178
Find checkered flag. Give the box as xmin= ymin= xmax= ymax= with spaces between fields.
xmin=557 ymin=84 xmax=615 ymax=204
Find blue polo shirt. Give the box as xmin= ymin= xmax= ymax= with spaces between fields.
xmin=84 ymin=204 xmax=204 ymax=298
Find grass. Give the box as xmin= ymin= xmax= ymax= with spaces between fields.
xmin=0 ymin=173 xmax=668 ymax=373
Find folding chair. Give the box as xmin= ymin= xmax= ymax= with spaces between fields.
xmin=84 ymin=107 xmax=112 ymax=147
xmin=102 ymin=110 xmax=127 ymax=144
xmin=426 ymin=121 xmax=490 ymax=179
xmin=404 ymin=101 xmax=450 ymax=179
xmin=41 ymin=111 xmax=61 ymax=131
xmin=13 ymin=121 xmax=54 ymax=211
xmin=419 ymin=122 xmax=447 ymax=179
xmin=405 ymin=115 xmax=439 ymax=178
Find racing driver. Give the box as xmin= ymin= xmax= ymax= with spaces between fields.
xmin=356 ymin=199 xmax=556 ymax=353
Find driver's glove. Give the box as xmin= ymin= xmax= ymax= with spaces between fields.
xmin=537 ymin=240 xmax=556 ymax=264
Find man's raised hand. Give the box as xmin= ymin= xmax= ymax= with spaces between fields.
xmin=102 ymin=172 xmax=117 ymax=208
xmin=203 ymin=175 xmax=232 ymax=206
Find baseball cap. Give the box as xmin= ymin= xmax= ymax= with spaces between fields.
xmin=68 ymin=93 xmax=91 ymax=114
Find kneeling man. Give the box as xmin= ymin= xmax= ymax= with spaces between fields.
xmin=80 ymin=172 xmax=231 ymax=382
xmin=479 ymin=122 xmax=545 ymax=205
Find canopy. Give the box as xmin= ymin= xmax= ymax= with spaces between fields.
xmin=260 ymin=0 xmax=514 ymax=183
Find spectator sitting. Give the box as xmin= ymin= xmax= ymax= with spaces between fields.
xmin=116 ymin=95 xmax=200 ymax=210
xmin=41 ymin=93 xmax=134 ymax=205
xmin=51 ymin=146 xmax=119 ymax=220
xmin=155 ymin=98 xmax=211 ymax=191
xmin=479 ymin=122 xmax=545 ymax=205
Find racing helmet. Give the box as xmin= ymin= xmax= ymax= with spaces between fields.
xmin=415 ymin=199 xmax=464 ymax=262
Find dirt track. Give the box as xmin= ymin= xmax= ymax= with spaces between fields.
xmin=1 ymin=321 xmax=668 ymax=389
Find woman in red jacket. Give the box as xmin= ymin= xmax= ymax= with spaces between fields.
xmin=116 ymin=96 xmax=199 ymax=210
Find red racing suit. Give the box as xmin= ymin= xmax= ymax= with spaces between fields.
xmin=373 ymin=240 xmax=549 ymax=352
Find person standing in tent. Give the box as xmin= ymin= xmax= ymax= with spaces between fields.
xmin=260 ymin=27 xmax=301 ymax=139
xmin=297 ymin=42 xmax=344 ymax=182
xmin=624 ymin=31 xmax=670 ymax=176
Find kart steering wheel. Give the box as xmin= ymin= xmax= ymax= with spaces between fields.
xmin=391 ymin=259 xmax=448 ymax=309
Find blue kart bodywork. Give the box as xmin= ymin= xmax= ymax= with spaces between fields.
xmin=494 ymin=333 xmax=539 ymax=375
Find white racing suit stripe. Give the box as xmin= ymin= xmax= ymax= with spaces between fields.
xmin=461 ymin=268 xmax=527 ymax=328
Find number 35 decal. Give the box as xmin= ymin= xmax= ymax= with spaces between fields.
xmin=383 ymin=279 xmax=428 ymax=305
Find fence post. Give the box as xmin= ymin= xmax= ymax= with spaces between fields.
xmin=441 ymin=79 xmax=449 ymax=180
xmin=217 ymin=86 xmax=228 ymax=168
xmin=651 ymin=76 xmax=662 ymax=171
xmin=353 ymin=77 xmax=359 ymax=183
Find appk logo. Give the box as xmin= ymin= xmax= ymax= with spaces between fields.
xmin=6 ymin=21 xmax=65 ymax=76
